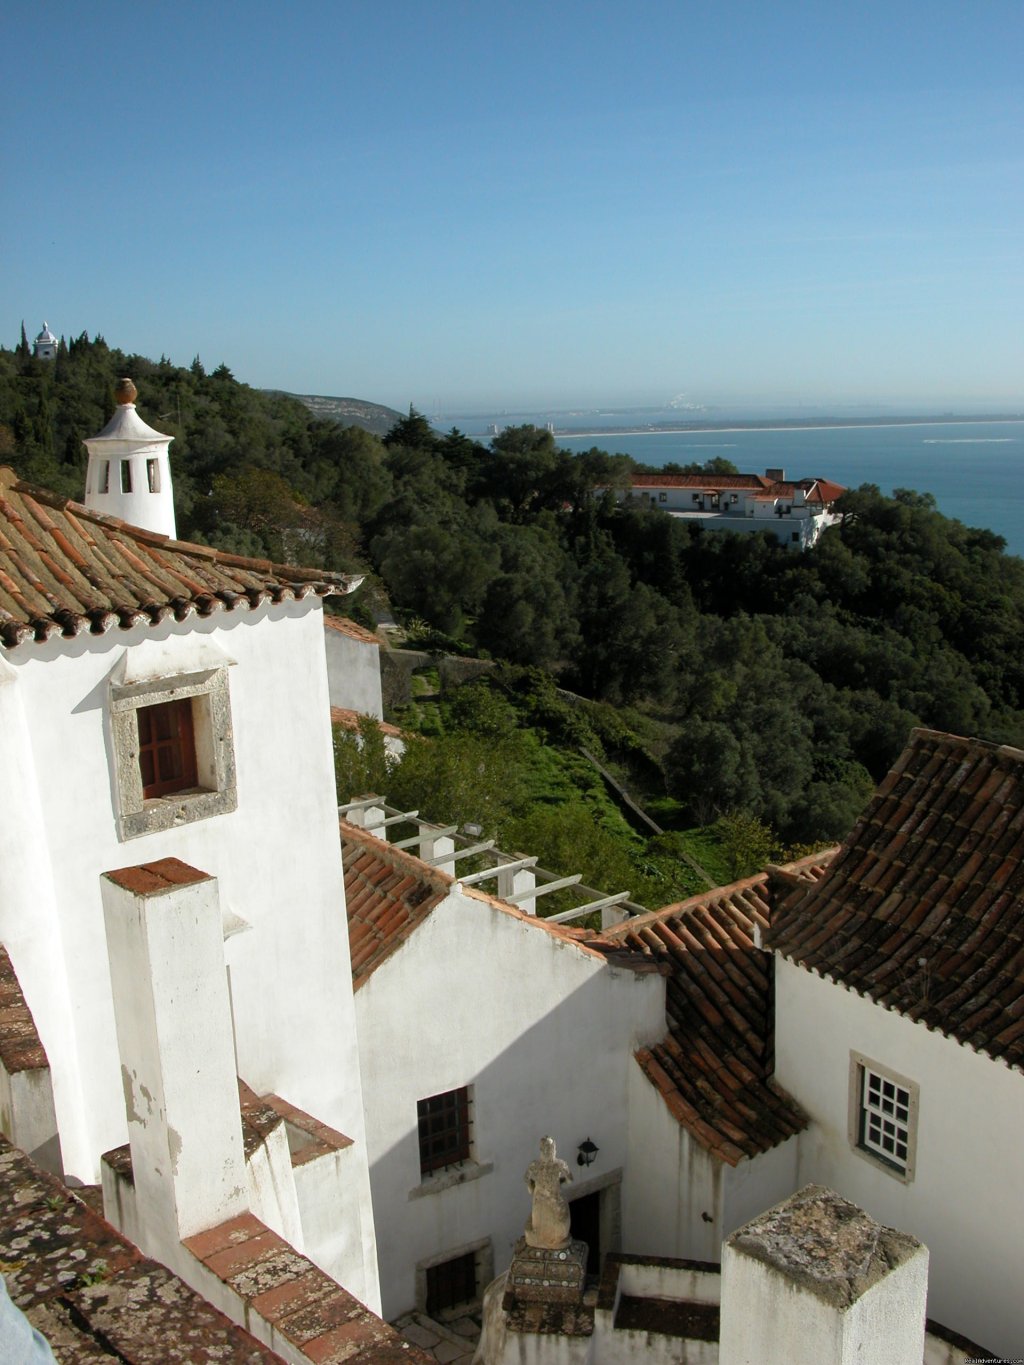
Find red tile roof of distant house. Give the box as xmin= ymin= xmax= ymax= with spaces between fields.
xmin=602 ymin=852 xmax=834 ymax=1165
xmin=769 ymin=728 xmax=1024 ymax=1071
xmin=323 ymin=615 xmax=381 ymax=645
xmin=0 ymin=466 xmax=360 ymax=648
xmin=627 ymin=472 xmax=846 ymax=501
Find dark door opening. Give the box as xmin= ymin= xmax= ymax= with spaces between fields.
xmin=570 ymin=1190 xmax=601 ymax=1276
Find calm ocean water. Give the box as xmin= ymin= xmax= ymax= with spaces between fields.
xmin=552 ymin=421 xmax=1024 ymax=558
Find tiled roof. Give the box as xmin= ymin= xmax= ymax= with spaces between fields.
xmin=629 ymin=474 xmax=773 ymax=491
xmin=0 ymin=466 xmax=360 ymax=649
xmin=341 ymin=822 xmax=646 ymax=989
xmin=769 ymin=728 xmax=1024 ymax=1071
xmin=331 ymin=706 xmax=404 ymax=739
xmin=324 ymin=615 xmax=381 ymax=645
xmin=0 ymin=945 xmax=49 ymax=1074
xmin=342 ymin=821 xmax=451 ymax=989
xmin=628 ymin=473 xmax=845 ymax=502
xmin=0 ymin=1135 xmax=278 ymax=1362
xmin=602 ymin=854 xmax=833 ymax=1164
xmin=184 ymin=1213 xmax=431 ymax=1363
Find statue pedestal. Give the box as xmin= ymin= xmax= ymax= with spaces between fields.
xmin=505 ymin=1236 xmax=588 ymax=1305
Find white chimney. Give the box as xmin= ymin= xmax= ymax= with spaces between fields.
xmin=84 ymin=378 xmax=176 ymax=537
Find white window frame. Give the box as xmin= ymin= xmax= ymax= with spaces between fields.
xmin=109 ymin=666 xmax=237 ymax=840
xmin=848 ymin=1052 xmax=919 ymax=1182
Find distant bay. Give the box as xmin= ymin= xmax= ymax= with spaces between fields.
xmin=549 ymin=420 xmax=1024 ymax=558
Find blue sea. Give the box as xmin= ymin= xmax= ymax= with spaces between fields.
xmin=443 ymin=413 xmax=1024 ymax=557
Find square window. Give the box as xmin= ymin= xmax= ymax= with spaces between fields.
xmin=110 ymin=667 xmax=237 ymax=840
xmin=417 ymin=1087 xmax=471 ymax=1176
xmin=658 ymin=492 xmax=668 ymax=503
xmin=849 ymin=1053 xmax=918 ymax=1181
xmin=137 ymin=698 xmax=198 ymax=798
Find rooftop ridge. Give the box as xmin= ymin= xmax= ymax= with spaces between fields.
xmin=0 ymin=466 xmax=361 ymax=649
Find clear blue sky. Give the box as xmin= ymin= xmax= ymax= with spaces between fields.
xmin=4 ymin=1 xmax=1021 ymax=413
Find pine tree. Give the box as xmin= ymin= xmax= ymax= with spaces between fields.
xmin=17 ymin=322 xmax=29 ymax=359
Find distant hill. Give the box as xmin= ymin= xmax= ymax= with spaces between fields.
xmin=269 ymin=391 xmax=404 ymax=437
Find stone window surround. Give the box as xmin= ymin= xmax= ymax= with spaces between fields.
xmin=110 ymin=666 xmax=237 ymax=840
xmin=848 ymin=1050 xmax=919 ymax=1184
xmin=415 ymin=1236 xmax=493 ymax=1318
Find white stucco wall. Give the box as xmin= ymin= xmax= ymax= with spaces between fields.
xmin=354 ymin=888 xmax=665 ymax=1319
xmin=324 ymin=628 xmax=383 ymax=719
xmin=773 ymin=957 xmax=1024 ymax=1357
xmin=622 ymin=1056 xmax=723 ymax=1263
xmin=0 ymin=601 xmax=380 ymax=1308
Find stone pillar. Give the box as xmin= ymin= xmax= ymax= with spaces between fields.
xmin=101 ymin=859 xmax=247 ymax=1253
xmin=719 ymin=1185 xmax=928 ymax=1365
xmin=419 ymin=827 xmax=455 ymax=876
xmin=497 ymin=866 xmax=535 ymax=915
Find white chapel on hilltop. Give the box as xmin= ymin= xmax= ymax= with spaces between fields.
xmin=33 ymin=322 xmax=57 ymax=361
xmin=83 ymin=377 xmax=177 ymax=537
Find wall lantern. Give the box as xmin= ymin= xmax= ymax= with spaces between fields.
xmin=577 ymin=1137 xmax=599 ymax=1168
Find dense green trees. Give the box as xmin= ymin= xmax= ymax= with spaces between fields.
xmin=5 ymin=331 xmax=1024 ymax=851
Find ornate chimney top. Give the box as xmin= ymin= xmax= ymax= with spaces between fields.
xmin=114 ymin=378 xmax=138 ymax=406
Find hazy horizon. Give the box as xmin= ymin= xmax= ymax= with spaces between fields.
xmin=5 ymin=2 xmax=1021 ymax=414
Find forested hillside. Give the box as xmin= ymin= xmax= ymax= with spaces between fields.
xmin=5 ymin=331 xmax=1024 ymax=853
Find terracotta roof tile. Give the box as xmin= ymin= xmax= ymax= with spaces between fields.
xmin=331 ymin=706 xmax=404 ymax=739
xmin=627 ymin=473 xmax=846 ymax=500
xmin=341 ymin=822 xmax=646 ymax=987
xmin=0 ymin=1136 xmax=278 ymax=1361
xmin=602 ymin=857 xmax=833 ymax=1163
xmin=0 ymin=467 xmax=360 ymax=649
xmin=184 ymin=1205 xmax=431 ymax=1364
xmin=342 ymin=822 xmax=451 ymax=988
xmin=768 ymin=729 xmax=1024 ymax=1071
xmin=0 ymin=946 xmax=49 ymax=1074
xmin=323 ymin=615 xmax=381 ymax=645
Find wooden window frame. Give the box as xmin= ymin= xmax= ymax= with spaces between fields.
xmin=417 ymin=1086 xmax=471 ymax=1176
xmin=110 ymin=666 xmax=237 ymax=841
xmin=137 ymin=697 xmax=198 ymax=798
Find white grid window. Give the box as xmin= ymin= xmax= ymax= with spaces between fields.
xmin=849 ymin=1053 xmax=918 ymax=1181
xmin=861 ymin=1068 xmax=911 ymax=1170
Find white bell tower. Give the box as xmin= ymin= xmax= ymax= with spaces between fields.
xmin=83 ymin=378 xmax=176 ymax=537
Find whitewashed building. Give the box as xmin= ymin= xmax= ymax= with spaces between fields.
xmin=0 ymin=455 xmax=385 ymax=1326
xmin=767 ymin=728 xmax=1024 ymax=1358
xmin=33 ymin=322 xmax=57 ymax=360
xmin=341 ymin=820 xmax=666 ymax=1320
xmin=615 ymin=470 xmax=845 ymax=549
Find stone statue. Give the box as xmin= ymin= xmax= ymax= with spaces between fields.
xmin=524 ymin=1136 xmax=573 ymax=1249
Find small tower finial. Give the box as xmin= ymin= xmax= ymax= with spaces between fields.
xmin=114 ymin=378 xmax=138 ymax=406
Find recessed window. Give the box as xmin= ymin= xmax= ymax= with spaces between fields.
xmin=417 ymin=1087 xmax=471 ymax=1176
xmin=147 ymin=458 xmax=161 ymax=493
xmin=137 ymin=698 xmax=198 ymax=798
xmin=120 ymin=460 xmax=133 ymax=493
xmin=426 ymin=1252 xmax=477 ymax=1316
xmin=849 ymin=1053 xmax=918 ymax=1181
xmin=98 ymin=461 xmax=110 ymax=494
xmin=658 ymin=492 xmax=668 ymax=503
xmin=109 ymin=667 xmax=238 ymax=840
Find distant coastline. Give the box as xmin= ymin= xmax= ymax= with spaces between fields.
xmin=554 ymin=414 xmax=1024 ymax=440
